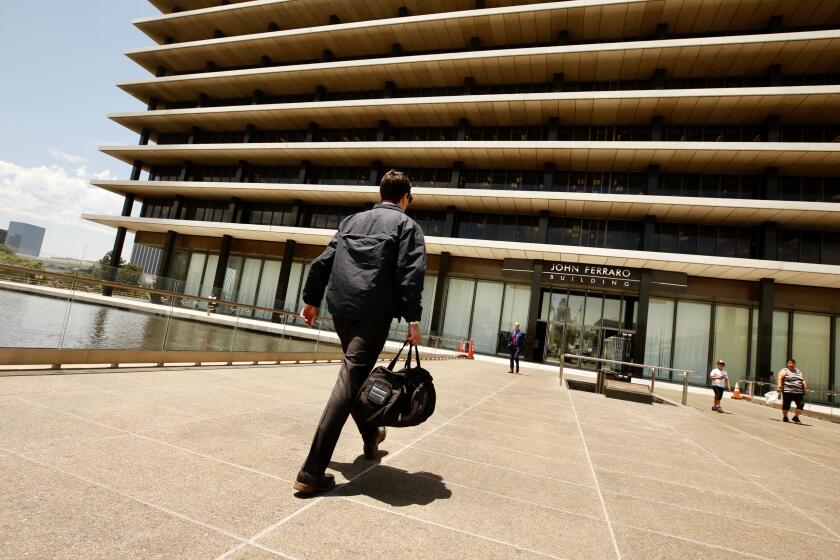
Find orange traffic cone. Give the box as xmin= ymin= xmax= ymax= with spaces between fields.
xmin=732 ymin=386 xmax=742 ymax=400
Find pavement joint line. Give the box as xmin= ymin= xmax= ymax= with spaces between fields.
xmin=212 ymin=375 xmax=525 ymax=560
xmin=462 ymin=405 xmax=578 ymax=424
xmin=409 ymin=471 xmax=604 ymax=522
xmin=442 ymin=416 xmax=585 ymax=448
xmin=612 ymin=522 xmax=774 ymax=560
xmin=457 ymin=411 xmax=582 ymax=434
xmin=655 ymin=417 xmax=840 ymax=541
xmin=565 ymin=390 xmax=623 ymax=560
xmin=482 ymin=398 xmax=580 ymax=420
xmin=677 ymin=405 xmax=840 ymax=475
xmin=411 ymin=446 xmax=596 ymax=489
xmin=13 ymin=396 xmax=296 ymax=485
xmin=340 ymin=496 xmax=571 ymax=560
xmin=601 ymin=487 xmax=840 ymax=543
xmin=0 ymin=444 xmax=253 ymax=548
xmin=428 ymin=431 xmax=586 ymax=461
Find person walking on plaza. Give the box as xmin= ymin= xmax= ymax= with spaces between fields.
xmin=709 ymin=359 xmax=731 ymax=413
xmin=507 ymin=322 xmax=525 ymax=374
xmin=293 ymin=170 xmax=426 ymax=494
xmin=777 ymin=358 xmax=808 ymax=424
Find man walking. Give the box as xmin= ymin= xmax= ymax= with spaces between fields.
xmin=507 ymin=322 xmax=525 ymax=374
xmin=293 ymin=170 xmax=426 ymax=494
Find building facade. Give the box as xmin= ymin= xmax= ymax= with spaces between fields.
xmin=6 ymin=222 xmax=45 ymax=257
xmin=88 ymin=0 xmax=840 ymax=395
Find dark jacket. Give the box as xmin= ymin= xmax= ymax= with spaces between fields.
xmin=508 ymin=330 xmax=525 ymax=351
xmin=302 ymin=203 xmax=426 ymax=322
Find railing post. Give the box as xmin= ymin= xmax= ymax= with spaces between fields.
xmin=559 ymin=357 xmax=564 ymax=385
xmin=682 ymin=372 xmax=689 ymax=405
xmin=650 ymin=366 xmax=656 ymax=393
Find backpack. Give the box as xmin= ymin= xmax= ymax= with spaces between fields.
xmin=354 ymin=342 xmax=436 ymax=428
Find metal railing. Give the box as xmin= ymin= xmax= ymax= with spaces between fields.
xmin=559 ymin=354 xmax=695 ymax=405
xmin=0 ymin=264 xmax=467 ymax=369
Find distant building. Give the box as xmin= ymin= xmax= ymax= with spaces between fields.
xmin=6 ymin=222 xmax=45 ymax=257
xmin=0 ymin=229 xmax=6 ymax=245
xmin=129 ymin=243 xmax=163 ymax=276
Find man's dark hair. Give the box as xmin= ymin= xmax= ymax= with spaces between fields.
xmin=380 ymin=169 xmax=412 ymax=203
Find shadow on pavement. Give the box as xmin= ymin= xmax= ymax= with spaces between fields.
xmin=330 ymin=456 xmax=452 ymax=507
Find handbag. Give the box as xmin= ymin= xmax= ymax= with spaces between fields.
xmin=354 ymin=341 xmax=436 ymax=428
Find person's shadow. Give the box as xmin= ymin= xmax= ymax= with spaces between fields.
xmin=328 ymin=455 xmax=452 ymax=507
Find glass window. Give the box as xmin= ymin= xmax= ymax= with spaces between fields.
xmin=771 ymin=311 xmax=789 ymax=375
xmin=237 ymin=258 xmax=262 ymax=307
xmin=644 ymin=298 xmax=675 ymax=369
xmin=791 ymin=313 xmax=831 ymax=391
xmin=568 ymin=293 xmax=586 ymax=326
xmin=499 ymin=284 xmax=531 ymax=353
xmin=602 ymin=296 xmax=622 ymax=331
xmin=470 ymin=282 xmax=504 ymax=354
xmin=442 ymin=278 xmax=475 ymax=339
xmin=420 ymin=275 xmax=437 ymax=335
xmin=672 ymin=301 xmax=712 ymax=384
xmin=200 ymin=254 xmax=219 ymax=298
xmin=713 ymin=305 xmax=750 ymax=384
xmin=220 ymin=256 xmax=244 ymax=301
xmin=549 ymin=290 xmax=569 ymax=323
xmin=749 ymin=308 xmax=758 ymax=380
xmin=284 ymin=262 xmax=304 ymax=312
xmin=255 ymin=260 xmax=282 ymax=320
xmin=583 ymin=294 xmax=603 ymax=328
xmin=184 ymin=253 xmax=207 ymax=296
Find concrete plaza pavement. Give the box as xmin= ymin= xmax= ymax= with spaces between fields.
xmin=1 ymin=360 xmax=839 ymax=559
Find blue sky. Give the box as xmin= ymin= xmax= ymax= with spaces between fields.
xmin=0 ymin=1 xmax=161 ymax=260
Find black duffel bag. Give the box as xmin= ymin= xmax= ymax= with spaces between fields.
xmin=354 ymin=342 xmax=436 ymax=428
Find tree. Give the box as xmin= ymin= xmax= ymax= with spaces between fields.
xmin=99 ymin=251 xmax=126 ymax=268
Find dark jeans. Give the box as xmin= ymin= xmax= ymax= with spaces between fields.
xmin=509 ymin=347 xmax=521 ymax=371
xmin=301 ymin=316 xmax=391 ymax=476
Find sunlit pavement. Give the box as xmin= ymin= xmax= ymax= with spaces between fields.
xmin=2 ymin=360 xmax=839 ymax=559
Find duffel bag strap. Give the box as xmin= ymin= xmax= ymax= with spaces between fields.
xmin=405 ymin=343 xmax=421 ymax=369
xmin=388 ymin=340 xmax=409 ymax=370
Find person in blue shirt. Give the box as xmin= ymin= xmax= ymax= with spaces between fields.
xmin=507 ymin=322 xmax=525 ymax=374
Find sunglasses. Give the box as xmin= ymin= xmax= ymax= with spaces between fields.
xmin=407 ymin=193 xmax=414 ymax=203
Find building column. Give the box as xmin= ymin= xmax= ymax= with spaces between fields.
xmin=536 ymin=210 xmax=550 ymax=243
xmin=228 ymin=197 xmax=244 ymax=223
xmin=297 ymin=160 xmax=311 ymax=184
xmin=767 ymin=64 xmax=782 ymax=87
xmin=630 ymin=268 xmax=652 ymax=371
xmin=526 ymin=261 xmax=543 ymax=362
xmin=642 ymin=215 xmax=657 ymax=252
xmin=370 ymin=161 xmax=382 ymax=186
xmin=430 ymin=252 xmax=451 ymax=335
xmin=543 ymin=162 xmax=555 ymax=190
xmin=756 ymin=278 xmax=775 ymax=382
xmin=376 ymin=120 xmax=389 ymax=141
xmin=763 ymin=167 xmax=779 ymax=200
xmin=645 ymin=164 xmax=660 ymax=195
xmin=456 ymin=119 xmax=469 ymax=141
xmin=449 ymin=161 xmax=463 ymax=188
xmin=444 ymin=206 xmax=457 ymax=237
xmin=760 ymin=222 xmax=778 ymax=261
xmin=152 ymin=230 xmax=179 ymax=299
xmin=650 ymin=116 xmax=664 ymax=141
xmin=273 ymin=240 xmax=297 ymax=321
xmin=212 ymin=235 xmax=233 ymax=298
xmin=552 ymin=73 xmax=564 ymax=92
xmin=766 ymin=114 xmax=781 ymax=142
xmin=654 ymin=68 xmax=666 ymax=90
xmin=103 ymin=163 xmax=141 ymax=296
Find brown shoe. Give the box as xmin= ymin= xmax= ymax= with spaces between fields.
xmin=293 ymin=471 xmax=335 ymax=494
xmin=507 ymin=370 xmax=513 ymax=373
xmin=364 ymin=427 xmax=387 ymax=460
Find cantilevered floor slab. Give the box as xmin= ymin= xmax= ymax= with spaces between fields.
xmin=82 ymin=214 xmax=840 ymax=288
xmin=100 ymin=140 xmax=840 ymax=174
xmin=128 ymin=0 xmax=840 ymax=73
xmin=118 ymin=30 xmax=840 ymax=103
xmin=135 ymin=0 xmax=840 ymax=47
xmin=91 ymin=179 xmax=840 ymax=228
xmin=2 ymin=362 xmax=839 ymax=559
xmin=109 ymin=86 xmax=840 ymax=133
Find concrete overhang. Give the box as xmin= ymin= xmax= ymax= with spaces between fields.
xmin=117 ymin=30 xmax=840 ymax=104
xmin=82 ymin=214 xmax=840 ymax=289
xmin=99 ymin=140 xmax=840 ymax=175
xmin=108 ymin=86 xmax=840 ymax=133
xmin=91 ymin=179 xmax=840 ymax=228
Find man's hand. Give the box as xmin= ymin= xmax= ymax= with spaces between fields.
xmin=300 ymin=304 xmax=319 ymax=327
xmin=407 ymin=322 xmax=421 ymax=345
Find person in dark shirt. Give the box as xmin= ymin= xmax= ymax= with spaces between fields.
xmin=507 ymin=322 xmax=525 ymax=374
xmin=293 ymin=170 xmax=426 ymax=494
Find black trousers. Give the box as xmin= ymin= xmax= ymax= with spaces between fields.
xmin=301 ymin=316 xmax=392 ymax=476
xmin=509 ymin=347 xmax=521 ymax=371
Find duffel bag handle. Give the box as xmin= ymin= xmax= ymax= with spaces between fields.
xmin=405 ymin=343 xmax=421 ymax=369
xmin=388 ymin=340 xmax=409 ymax=370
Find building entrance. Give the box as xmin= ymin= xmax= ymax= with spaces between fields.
xmin=539 ymin=288 xmax=638 ymax=370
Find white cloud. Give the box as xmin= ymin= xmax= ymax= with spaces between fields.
xmin=0 ymin=160 xmax=123 ymax=236
xmin=48 ymin=149 xmax=88 ymax=165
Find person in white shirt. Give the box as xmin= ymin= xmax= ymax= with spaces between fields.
xmin=709 ymin=359 xmax=731 ymax=413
